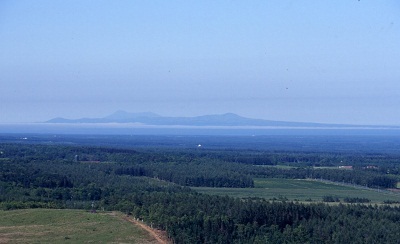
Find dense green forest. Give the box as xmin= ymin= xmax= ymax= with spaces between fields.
xmin=1 ymin=138 xmax=400 ymax=243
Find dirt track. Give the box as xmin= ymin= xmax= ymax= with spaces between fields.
xmin=121 ymin=215 xmax=171 ymax=244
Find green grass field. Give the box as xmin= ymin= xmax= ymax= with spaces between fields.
xmin=0 ymin=209 xmax=156 ymax=243
xmin=193 ymin=178 xmax=400 ymax=203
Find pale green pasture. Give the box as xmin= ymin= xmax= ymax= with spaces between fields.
xmin=0 ymin=209 xmax=155 ymax=243
xmin=193 ymin=178 xmax=400 ymax=203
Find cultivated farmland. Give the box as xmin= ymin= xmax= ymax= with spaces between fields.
xmin=193 ymin=178 xmax=400 ymax=203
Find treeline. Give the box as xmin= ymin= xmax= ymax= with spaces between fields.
xmin=1 ymin=143 xmax=398 ymax=189
xmin=322 ymin=196 xmax=371 ymax=203
xmin=3 ymin=175 xmax=400 ymax=243
xmin=198 ymin=149 xmax=400 ymax=168
xmin=124 ymin=193 xmax=400 ymax=243
xmin=115 ymin=160 xmax=254 ymax=188
xmin=250 ymin=167 xmax=398 ymax=188
xmin=1 ymin=143 xmax=400 ymax=243
xmin=0 ymin=143 xmax=254 ymax=188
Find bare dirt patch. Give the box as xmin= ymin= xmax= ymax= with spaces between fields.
xmin=119 ymin=214 xmax=172 ymax=244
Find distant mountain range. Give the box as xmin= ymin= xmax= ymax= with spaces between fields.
xmin=45 ymin=110 xmax=393 ymax=128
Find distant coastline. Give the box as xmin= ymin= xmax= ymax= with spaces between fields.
xmin=1 ymin=122 xmax=400 ymax=136
xmin=44 ymin=111 xmax=400 ymax=130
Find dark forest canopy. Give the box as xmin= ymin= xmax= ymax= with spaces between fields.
xmin=3 ymin=133 xmax=400 ymax=153
xmin=1 ymin=135 xmax=400 ymax=243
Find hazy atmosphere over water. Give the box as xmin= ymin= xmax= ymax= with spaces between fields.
xmin=1 ymin=1 xmax=399 ymax=125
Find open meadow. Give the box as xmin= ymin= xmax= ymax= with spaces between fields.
xmin=193 ymin=178 xmax=400 ymax=203
xmin=0 ymin=209 xmax=157 ymax=244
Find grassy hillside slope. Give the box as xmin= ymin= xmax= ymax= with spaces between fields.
xmin=0 ymin=209 xmax=158 ymax=243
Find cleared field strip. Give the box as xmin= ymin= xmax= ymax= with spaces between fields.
xmin=0 ymin=209 xmax=159 ymax=244
xmin=193 ymin=178 xmax=400 ymax=203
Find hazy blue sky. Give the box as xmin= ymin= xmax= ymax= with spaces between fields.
xmin=1 ymin=1 xmax=399 ymax=125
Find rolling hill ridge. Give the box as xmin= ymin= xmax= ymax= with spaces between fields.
xmin=46 ymin=110 xmax=385 ymax=128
